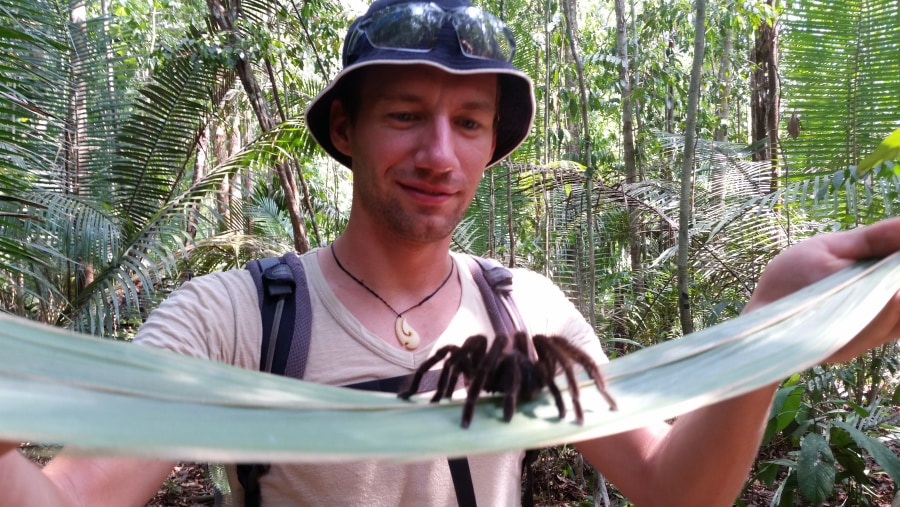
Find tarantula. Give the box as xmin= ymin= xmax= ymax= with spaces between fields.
xmin=398 ymin=332 xmax=617 ymax=428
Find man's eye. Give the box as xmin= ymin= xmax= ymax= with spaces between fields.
xmin=459 ymin=119 xmax=482 ymax=130
xmin=391 ymin=113 xmax=416 ymax=122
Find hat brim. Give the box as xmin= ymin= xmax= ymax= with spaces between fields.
xmin=304 ymin=57 xmax=535 ymax=169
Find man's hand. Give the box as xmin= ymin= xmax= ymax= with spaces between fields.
xmin=746 ymin=217 xmax=900 ymax=363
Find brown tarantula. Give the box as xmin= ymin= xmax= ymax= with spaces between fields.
xmin=398 ymin=332 xmax=617 ymax=428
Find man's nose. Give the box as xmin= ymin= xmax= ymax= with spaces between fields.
xmin=415 ymin=117 xmax=457 ymax=171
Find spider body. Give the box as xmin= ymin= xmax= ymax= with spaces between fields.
xmin=398 ymin=332 xmax=617 ymax=428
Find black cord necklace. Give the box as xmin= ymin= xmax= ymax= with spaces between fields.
xmin=330 ymin=244 xmax=455 ymax=349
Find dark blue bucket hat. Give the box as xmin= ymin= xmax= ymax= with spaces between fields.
xmin=304 ymin=0 xmax=535 ymax=168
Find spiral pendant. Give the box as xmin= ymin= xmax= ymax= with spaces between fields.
xmin=394 ymin=316 xmax=421 ymax=349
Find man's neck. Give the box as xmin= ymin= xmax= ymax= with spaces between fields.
xmin=320 ymin=225 xmax=461 ymax=350
xmin=329 ymin=230 xmax=454 ymax=295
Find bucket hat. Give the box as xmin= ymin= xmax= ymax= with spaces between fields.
xmin=304 ymin=0 xmax=535 ymax=168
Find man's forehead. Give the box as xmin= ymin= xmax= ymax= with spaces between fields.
xmin=360 ymin=65 xmax=499 ymax=103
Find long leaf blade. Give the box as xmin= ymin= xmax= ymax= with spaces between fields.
xmin=1 ymin=254 xmax=899 ymax=462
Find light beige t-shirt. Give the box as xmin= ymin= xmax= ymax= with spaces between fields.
xmin=135 ymin=250 xmax=606 ymax=506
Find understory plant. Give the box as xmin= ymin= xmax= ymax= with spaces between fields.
xmin=746 ymin=359 xmax=900 ymax=506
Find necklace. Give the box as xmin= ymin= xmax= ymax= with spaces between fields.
xmin=330 ymin=244 xmax=455 ymax=350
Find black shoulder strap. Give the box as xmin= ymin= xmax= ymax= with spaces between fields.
xmin=463 ymin=255 xmax=526 ymax=338
xmin=239 ymin=254 xmax=307 ymax=507
xmin=464 ymin=255 xmax=539 ymax=507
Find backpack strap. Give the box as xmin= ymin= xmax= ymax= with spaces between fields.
xmin=239 ymin=253 xmax=308 ymax=507
xmin=463 ymin=255 xmax=526 ymax=337
xmin=464 ymin=255 xmax=540 ymax=507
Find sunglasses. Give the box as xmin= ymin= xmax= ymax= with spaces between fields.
xmin=344 ymin=2 xmax=516 ymax=65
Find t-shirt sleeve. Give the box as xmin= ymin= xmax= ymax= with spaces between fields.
xmin=510 ymin=268 xmax=608 ymax=364
xmin=132 ymin=270 xmax=261 ymax=368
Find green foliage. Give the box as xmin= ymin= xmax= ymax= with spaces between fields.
xmin=2 ymin=0 xmax=899 ymax=499
xmin=781 ymin=0 xmax=900 ymax=178
xmin=754 ymin=363 xmax=900 ymax=505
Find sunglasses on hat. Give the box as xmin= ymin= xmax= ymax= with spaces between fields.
xmin=344 ymin=2 xmax=516 ymax=65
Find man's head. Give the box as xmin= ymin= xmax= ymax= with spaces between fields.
xmin=305 ymin=0 xmax=535 ymax=169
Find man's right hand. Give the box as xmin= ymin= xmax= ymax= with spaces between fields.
xmin=0 ymin=443 xmax=175 ymax=507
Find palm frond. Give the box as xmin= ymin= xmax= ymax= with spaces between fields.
xmin=2 ymin=252 xmax=899 ymax=462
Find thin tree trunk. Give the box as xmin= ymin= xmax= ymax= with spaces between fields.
xmin=188 ymin=126 xmax=208 ymax=238
xmin=665 ymin=34 xmax=675 ymax=137
xmin=711 ymin=26 xmax=734 ymax=207
xmin=214 ymin=119 xmax=230 ymax=219
xmin=615 ymin=0 xmax=643 ymax=293
xmin=506 ymin=163 xmax=515 ymax=267
xmin=751 ymin=0 xmax=779 ymax=174
xmin=68 ymin=0 xmax=91 ymax=299
xmin=206 ymin=0 xmax=310 ymax=253
xmin=714 ymin=27 xmax=734 ymax=143
xmin=561 ymin=0 xmax=595 ymax=326
xmin=678 ymin=0 xmax=707 ymax=336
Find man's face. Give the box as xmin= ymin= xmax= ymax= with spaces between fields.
xmin=330 ymin=64 xmax=498 ymax=243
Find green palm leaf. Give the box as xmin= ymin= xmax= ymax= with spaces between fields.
xmin=2 ymin=253 xmax=899 ymax=462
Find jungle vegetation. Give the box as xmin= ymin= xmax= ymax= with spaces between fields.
xmin=1 ymin=0 xmax=898 ymax=503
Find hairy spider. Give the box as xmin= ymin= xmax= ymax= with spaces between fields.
xmin=398 ymin=332 xmax=617 ymax=428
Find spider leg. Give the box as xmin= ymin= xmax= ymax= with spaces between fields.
xmin=397 ymin=344 xmax=459 ymax=400
xmin=432 ymin=351 xmax=463 ymax=402
xmin=546 ymin=336 xmax=618 ymax=411
xmin=461 ymin=334 xmax=508 ymax=428
xmin=534 ymin=335 xmax=587 ymax=424
xmin=452 ymin=335 xmax=487 ymax=393
xmin=440 ymin=354 xmax=473 ymax=399
xmin=532 ymin=336 xmax=567 ymax=419
xmin=437 ymin=334 xmax=488 ymax=400
xmin=500 ymin=354 xmax=522 ymax=422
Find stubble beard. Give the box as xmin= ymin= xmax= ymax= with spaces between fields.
xmin=358 ymin=189 xmax=467 ymax=244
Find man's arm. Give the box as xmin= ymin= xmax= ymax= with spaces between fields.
xmin=578 ymin=217 xmax=900 ymax=506
xmin=0 ymin=443 xmax=174 ymax=507
xmin=0 ymin=271 xmax=255 ymax=506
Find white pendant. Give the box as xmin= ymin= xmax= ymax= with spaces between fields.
xmin=394 ymin=316 xmax=420 ymax=349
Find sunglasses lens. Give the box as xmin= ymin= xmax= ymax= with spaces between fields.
xmin=349 ymin=2 xmax=515 ymax=63
xmin=451 ymin=7 xmax=514 ymax=62
xmin=364 ymin=3 xmax=444 ymax=52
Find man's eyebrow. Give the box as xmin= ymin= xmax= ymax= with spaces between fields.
xmin=372 ymin=91 xmax=424 ymax=104
xmin=373 ymin=92 xmax=496 ymax=113
xmin=459 ymin=98 xmax=497 ymax=114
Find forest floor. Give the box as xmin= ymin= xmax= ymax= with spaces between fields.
xmin=142 ymin=442 xmax=898 ymax=507
xmin=20 ymin=442 xmax=896 ymax=506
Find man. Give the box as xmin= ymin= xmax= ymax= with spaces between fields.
xmin=2 ymin=0 xmax=900 ymax=505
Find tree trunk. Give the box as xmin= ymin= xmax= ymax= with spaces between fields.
xmin=710 ymin=26 xmax=734 ymax=207
xmin=678 ymin=0 xmax=707 ymax=336
xmin=714 ymin=27 xmax=734 ymax=143
xmin=188 ymin=126 xmax=208 ymax=238
xmin=751 ymin=0 xmax=780 ymax=189
xmin=562 ymin=0 xmax=596 ymax=326
xmin=615 ymin=0 xmax=643 ymax=292
xmin=66 ymin=0 xmax=87 ymax=196
xmin=206 ymin=0 xmax=310 ymax=253
xmin=214 ymin=119 xmax=230 ymax=219
xmin=68 ymin=0 xmax=90 ymax=301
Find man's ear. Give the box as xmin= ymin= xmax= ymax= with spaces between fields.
xmin=330 ymin=99 xmax=352 ymax=157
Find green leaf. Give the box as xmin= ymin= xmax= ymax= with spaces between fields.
xmin=797 ymin=433 xmax=835 ymax=504
xmin=832 ymin=421 xmax=900 ymax=486
xmin=765 ymin=383 xmax=804 ymax=443
xmin=1 ymin=254 xmax=900 ymax=462
xmin=858 ymin=128 xmax=900 ymax=176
